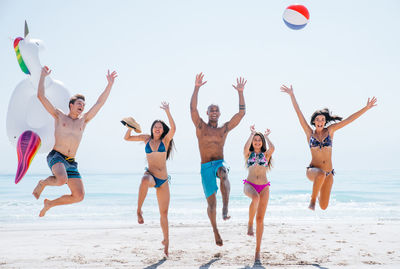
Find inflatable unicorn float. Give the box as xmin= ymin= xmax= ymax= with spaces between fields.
xmin=7 ymin=21 xmax=70 ymax=183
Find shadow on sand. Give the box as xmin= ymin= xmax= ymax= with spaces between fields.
xmin=199 ymin=258 xmax=220 ymax=269
xmin=143 ymin=257 xmax=167 ymax=269
xmin=239 ymin=260 xmax=266 ymax=269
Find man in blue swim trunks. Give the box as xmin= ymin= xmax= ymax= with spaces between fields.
xmin=32 ymin=66 xmax=117 ymax=217
xmin=190 ymin=72 xmax=246 ymax=246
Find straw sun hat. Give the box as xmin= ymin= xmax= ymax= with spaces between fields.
xmin=121 ymin=117 xmax=142 ymax=133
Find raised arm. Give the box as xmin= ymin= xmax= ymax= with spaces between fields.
xmin=225 ymin=77 xmax=246 ymax=132
xmin=243 ymin=125 xmax=256 ymax=157
xmin=124 ymin=129 xmax=150 ymax=142
xmin=264 ymin=129 xmax=275 ymax=159
xmin=84 ymin=70 xmax=117 ymax=123
xmin=160 ymin=101 xmax=176 ymax=142
xmin=280 ymin=85 xmax=312 ymax=138
xmin=328 ymin=97 xmax=377 ymax=133
xmin=37 ymin=66 xmax=58 ymax=119
xmin=190 ymin=73 xmax=207 ymax=128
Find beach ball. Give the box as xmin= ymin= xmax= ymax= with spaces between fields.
xmin=283 ymin=5 xmax=310 ymax=30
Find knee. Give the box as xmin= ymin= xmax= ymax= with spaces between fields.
xmin=73 ymin=191 xmax=85 ymax=202
xmin=160 ymin=208 xmax=168 ymax=217
xmin=256 ymin=215 xmax=264 ymax=223
xmin=251 ymin=195 xmax=260 ymax=205
xmin=207 ymin=203 xmax=216 ymax=212
xmin=217 ymin=167 xmax=228 ymax=180
xmin=56 ymin=176 xmax=68 ymax=185
xmin=141 ymin=176 xmax=151 ymax=185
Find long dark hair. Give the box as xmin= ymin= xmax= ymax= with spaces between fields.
xmin=150 ymin=120 xmax=175 ymax=160
xmin=310 ymin=108 xmax=343 ymax=126
xmin=247 ymin=132 xmax=273 ymax=171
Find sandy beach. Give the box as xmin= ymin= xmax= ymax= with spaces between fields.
xmin=1 ymin=220 xmax=399 ymax=268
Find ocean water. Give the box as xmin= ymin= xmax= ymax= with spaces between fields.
xmin=0 ymin=170 xmax=399 ymax=226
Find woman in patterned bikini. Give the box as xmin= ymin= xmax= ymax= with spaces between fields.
xmin=243 ymin=125 xmax=274 ymax=261
xmin=280 ymin=84 xmax=377 ymax=211
xmin=123 ymin=101 xmax=175 ymax=257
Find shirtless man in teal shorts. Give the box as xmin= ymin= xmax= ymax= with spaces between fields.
xmin=190 ymin=73 xmax=246 ymax=246
xmin=32 ymin=66 xmax=117 ymax=217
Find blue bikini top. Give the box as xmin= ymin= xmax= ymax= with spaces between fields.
xmin=145 ymin=140 xmax=166 ymax=154
xmin=309 ymin=134 xmax=332 ymax=149
xmin=247 ymin=152 xmax=269 ymax=168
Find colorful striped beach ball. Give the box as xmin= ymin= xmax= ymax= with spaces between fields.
xmin=283 ymin=5 xmax=310 ymax=30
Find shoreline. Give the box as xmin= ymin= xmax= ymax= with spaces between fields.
xmin=1 ymin=220 xmax=399 ymax=268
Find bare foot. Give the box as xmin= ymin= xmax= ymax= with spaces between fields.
xmin=308 ymin=200 xmax=316 ymax=211
xmin=162 ymin=240 xmax=169 ymax=257
xmin=222 ymin=207 xmax=231 ymax=220
xmin=32 ymin=180 xmax=45 ymax=199
xmin=247 ymin=224 xmax=254 ymax=236
xmin=137 ymin=210 xmax=144 ymax=224
xmin=39 ymin=199 xmax=51 ymax=217
xmin=255 ymin=251 xmax=261 ymax=262
xmin=214 ymin=231 xmax=223 ymax=246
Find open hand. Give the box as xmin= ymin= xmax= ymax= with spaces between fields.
xmin=250 ymin=124 xmax=256 ymax=134
xmin=280 ymin=85 xmax=293 ymax=96
xmin=195 ymin=73 xmax=207 ymax=88
xmin=264 ymin=129 xmax=271 ymax=137
xmin=366 ymin=97 xmax=377 ymax=109
xmin=160 ymin=101 xmax=170 ymax=111
xmin=107 ymin=70 xmax=118 ymax=85
xmin=232 ymin=77 xmax=247 ymax=92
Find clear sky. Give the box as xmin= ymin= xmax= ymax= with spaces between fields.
xmin=0 ymin=0 xmax=399 ymax=176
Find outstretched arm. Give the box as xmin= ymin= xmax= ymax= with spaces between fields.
xmin=37 ymin=66 xmax=58 ymax=119
xmin=328 ymin=97 xmax=377 ymax=133
xmin=280 ymin=85 xmax=312 ymax=138
xmin=225 ymin=77 xmax=246 ymax=132
xmin=160 ymin=102 xmax=176 ymax=142
xmin=264 ymin=129 xmax=275 ymax=160
xmin=190 ymin=73 xmax=207 ymax=128
xmin=124 ymin=129 xmax=150 ymax=142
xmin=84 ymin=70 xmax=117 ymax=123
xmin=243 ymin=125 xmax=256 ymax=157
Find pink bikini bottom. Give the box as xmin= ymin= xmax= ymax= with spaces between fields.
xmin=243 ymin=179 xmax=270 ymax=194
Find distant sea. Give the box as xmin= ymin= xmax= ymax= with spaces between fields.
xmin=1 ymin=170 xmax=399 ymax=227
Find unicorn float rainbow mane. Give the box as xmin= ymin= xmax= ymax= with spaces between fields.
xmin=14 ymin=37 xmax=30 ymax=75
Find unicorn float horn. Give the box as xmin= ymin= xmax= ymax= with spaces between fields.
xmin=15 ymin=131 xmax=41 ymax=184
xmin=24 ymin=20 xmax=29 ymax=37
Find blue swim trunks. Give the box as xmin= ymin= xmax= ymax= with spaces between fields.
xmin=200 ymin=159 xmax=229 ymax=198
xmin=47 ymin=150 xmax=81 ymax=179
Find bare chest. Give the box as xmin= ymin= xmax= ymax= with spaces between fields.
xmin=56 ymin=117 xmax=86 ymax=135
xmin=198 ymin=126 xmax=227 ymax=143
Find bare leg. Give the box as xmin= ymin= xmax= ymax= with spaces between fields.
xmin=156 ymin=182 xmax=170 ymax=257
xmin=318 ymin=174 xmax=334 ymax=210
xmin=217 ymin=167 xmax=230 ymax=220
xmin=39 ymin=178 xmax=85 ymax=217
xmin=306 ymin=168 xmax=326 ymax=211
xmin=255 ymin=187 xmax=269 ymax=261
xmin=243 ymin=183 xmax=260 ymax=236
xmin=33 ymin=163 xmax=68 ymax=199
xmin=206 ymin=194 xmax=223 ymax=246
xmin=137 ymin=173 xmax=155 ymax=224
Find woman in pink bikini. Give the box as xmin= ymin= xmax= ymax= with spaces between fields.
xmin=243 ymin=124 xmax=274 ymax=261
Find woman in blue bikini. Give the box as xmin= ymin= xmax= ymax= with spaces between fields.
xmin=124 ymin=101 xmax=175 ymax=256
xmin=243 ymin=125 xmax=274 ymax=261
xmin=281 ymin=85 xmax=377 ymax=211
